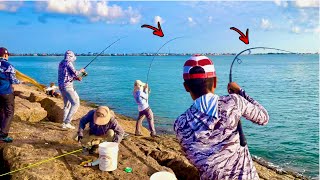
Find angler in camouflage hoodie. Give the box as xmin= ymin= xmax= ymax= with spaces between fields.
xmin=174 ymin=55 xmax=269 ymax=180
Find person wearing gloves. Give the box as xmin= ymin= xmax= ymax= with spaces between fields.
xmin=58 ymin=50 xmax=85 ymax=129
xmin=77 ymin=106 xmax=124 ymax=152
xmin=174 ymin=55 xmax=269 ymax=180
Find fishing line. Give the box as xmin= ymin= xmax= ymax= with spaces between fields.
xmin=229 ymin=47 xmax=296 ymax=147
xmin=146 ymin=36 xmax=184 ymax=83
xmin=83 ymin=36 xmax=127 ymax=70
xmin=0 ymin=148 xmax=83 ymax=177
xmin=229 ymin=47 xmax=295 ymax=82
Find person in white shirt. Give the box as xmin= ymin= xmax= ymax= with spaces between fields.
xmin=133 ymin=80 xmax=157 ymax=137
xmin=45 ymin=82 xmax=60 ymax=98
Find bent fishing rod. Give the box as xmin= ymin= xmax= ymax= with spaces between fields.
xmin=230 ymin=47 xmax=295 ymax=147
xmin=82 ymin=36 xmax=127 ymax=75
xmin=146 ymin=36 xmax=184 ymax=83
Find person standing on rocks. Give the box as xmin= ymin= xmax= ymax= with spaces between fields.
xmin=58 ymin=50 xmax=85 ymax=129
xmin=133 ymin=80 xmax=158 ymax=137
xmin=174 ymin=55 xmax=269 ymax=180
xmin=0 ymin=47 xmax=20 ymax=143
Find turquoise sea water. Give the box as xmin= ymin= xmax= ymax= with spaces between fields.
xmin=10 ymin=55 xmax=319 ymax=178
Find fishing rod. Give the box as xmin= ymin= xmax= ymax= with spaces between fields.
xmin=229 ymin=47 xmax=295 ymax=147
xmin=81 ymin=36 xmax=127 ymax=76
xmin=230 ymin=47 xmax=295 ymax=82
xmin=146 ymin=36 xmax=184 ymax=83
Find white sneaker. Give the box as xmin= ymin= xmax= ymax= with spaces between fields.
xmin=62 ymin=123 xmax=75 ymax=129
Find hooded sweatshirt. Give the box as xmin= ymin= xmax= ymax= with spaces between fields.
xmin=174 ymin=90 xmax=269 ymax=180
xmin=58 ymin=50 xmax=80 ymax=90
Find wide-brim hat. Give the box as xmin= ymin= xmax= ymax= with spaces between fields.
xmin=93 ymin=106 xmax=111 ymax=125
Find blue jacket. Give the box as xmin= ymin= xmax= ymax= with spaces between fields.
xmin=0 ymin=58 xmax=20 ymax=95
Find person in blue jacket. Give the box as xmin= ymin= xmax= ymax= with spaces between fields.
xmin=0 ymin=47 xmax=20 ymax=143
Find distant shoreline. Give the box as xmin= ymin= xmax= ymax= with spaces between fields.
xmin=9 ymin=53 xmax=319 ymax=57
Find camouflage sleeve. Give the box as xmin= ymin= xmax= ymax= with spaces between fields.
xmin=236 ymin=89 xmax=269 ymax=125
xmin=7 ymin=65 xmax=20 ymax=84
xmin=109 ymin=118 xmax=124 ymax=143
xmin=66 ymin=62 xmax=80 ymax=78
xmin=78 ymin=111 xmax=93 ymax=137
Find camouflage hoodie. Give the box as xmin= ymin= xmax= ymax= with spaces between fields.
xmin=174 ymin=90 xmax=269 ymax=180
xmin=58 ymin=50 xmax=80 ymax=90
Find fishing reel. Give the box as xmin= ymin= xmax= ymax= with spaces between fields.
xmin=81 ymin=72 xmax=88 ymax=77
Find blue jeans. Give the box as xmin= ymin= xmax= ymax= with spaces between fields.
xmin=60 ymin=87 xmax=80 ymax=124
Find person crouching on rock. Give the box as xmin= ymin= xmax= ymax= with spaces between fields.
xmin=58 ymin=50 xmax=85 ymax=129
xmin=0 ymin=47 xmax=20 ymax=143
xmin=174 ymin=55 xmax=269 ymax=180
xmin=45 ymin=82 xmax=60 ymax=98
xmin=77 ymin=106 xmax=124 ymax=153
xmin=133 ymin=80 xmax=158 ymax=137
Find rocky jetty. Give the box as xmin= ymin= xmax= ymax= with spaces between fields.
xmin=0 ymin=84 xmax=308 ymax=180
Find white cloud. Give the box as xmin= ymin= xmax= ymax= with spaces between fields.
xmin=304 ymin=27 xmax=320 ymax=34
xmin=187 ymin=17 xmax=196 ymax=26
xmin=291 ymin=26 xmax=301 ymax=33
xmin=208 ymin=16 xmax=213 ymax=23
xmin=0 ymin=1 xmax=23 ymax=12
xmin=260 ymin=18 xmax=273 ymax=30
xmin=274 ymin=0 xmax=288 ymax=7
xmin=295 ymin=0 xmax=319 ymax=8
xmin=154 ymin=16 xmax=164 ymax=25
xmin=285 ymin=8 xmax=318 ymax=34
xmin=37 ymin=0 xmax=141 ymax=24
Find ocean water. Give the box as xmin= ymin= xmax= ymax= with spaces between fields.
xmin=10 ymin=54 xmax=319 ymax=178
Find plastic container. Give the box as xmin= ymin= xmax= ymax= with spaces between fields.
xmin=150 ymin=171 xmax=177 ymax=180
xmin=98 ymin=142 xmax=119 ymax=171
xmin=124 ymin=167 xmax=133 ymax=173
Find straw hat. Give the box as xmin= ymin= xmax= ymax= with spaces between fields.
xmin=93 ymin=106 xmax=111 ymax=125
xmin=133 ymin=80 xmax=146 ymax=92
xmin=134 ymin=80 xmax=146 ymax=87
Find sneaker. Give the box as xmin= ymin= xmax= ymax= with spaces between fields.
xmin=0 ymin=132 xmax=8 ymax=138
xmin=62 ymin=123 xmax=75 ymax=129
xmin=151 ymin=133 xmax=160 ymax=138
xmin=135 ymin=133 xmax=143 ymax=136
xmin=0 ymin=136 xmax=13 ymax=143
xmin=122 ymin=133 xmax=130 ymax=140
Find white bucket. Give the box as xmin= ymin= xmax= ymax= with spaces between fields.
xmin=150 ymin=171 xmax=177 ymax=180
xmin=98 ymin=142 xmax=119 ymax=171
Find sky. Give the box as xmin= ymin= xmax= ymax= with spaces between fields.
xmin=0 ymin=0 xmax=319 ymax=54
